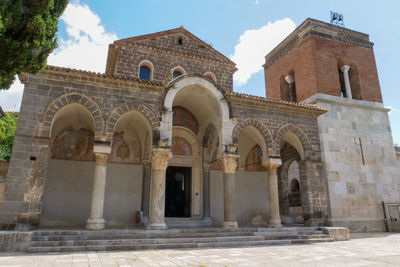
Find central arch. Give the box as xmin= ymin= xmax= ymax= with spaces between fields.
xmin=161 ymin=75 xmax=232 ymax=153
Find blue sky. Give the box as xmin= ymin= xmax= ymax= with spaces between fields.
xmin=1 ymin=0 xmax=399 ymax=144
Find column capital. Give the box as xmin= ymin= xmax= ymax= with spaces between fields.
xmin=151 ymin=149 xmax=171 ymax=171
xmin=284 ymin=75 xmax=295 ymax=84
xmin=265 ymin=157 xmax=282 ymax=173
xmin=340 ymin=65 xmax=350 ymax=73
xmin=219 ymin=154 xmax=239 ymax=174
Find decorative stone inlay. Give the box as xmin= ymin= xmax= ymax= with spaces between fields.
xmin=151 ymin=149 xmax=172 ymax=171
xmin=219 ymin=154 xmax=239 ymax=174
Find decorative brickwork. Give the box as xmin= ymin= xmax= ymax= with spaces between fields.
xmin=38 ymin=93 xmax=105 ymax=140
xmin=173 ymin=106 xmax=199 ymax=134
xmin=232 ymin=118 xmax=275 ymax=155
xmin=274 ymin=123 xmax=312 ymax=160
xmin=105 ymin=102 xmax=160 ymax=143
xmin=264 ymin=19 xmax=382 ymax=103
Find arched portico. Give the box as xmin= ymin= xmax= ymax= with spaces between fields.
xmin=147 ymin=75 xmax=238 ymax=229
xmin=161 ymin=75 xmax=233 ymax=152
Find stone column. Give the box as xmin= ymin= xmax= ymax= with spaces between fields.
xmin=86 ymin=144 xmax=111 ymax=230
xmin=219 ymin=153 xmax=239 ymax=229
xmin=266 ymin=158 xmax=282 ymax=227
xmin=284 ymin=75 xmax=296 ymax=101
xmin=147 ymin=149 xmax=171 ymax=230
xmin=340 ymin=65 xmax=353 ymax=99
xmin=141 ymin=160 xmax=151 ymax=223
xmin=203 ymin=163 xmax=211 ymax=218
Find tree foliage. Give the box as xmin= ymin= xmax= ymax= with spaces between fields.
xmin=0 ymin=113 xmax=18 ymax=161
xmin=0 ymin=0 xmax=68 ymax=89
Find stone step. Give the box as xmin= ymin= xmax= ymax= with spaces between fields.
xmin=261 ymin=234 xmax=330 ymax=240
xmin=31 ymin=231 xmax=258 ymax=241
xmin=31 ymin=227 xmax=322 ymax=237
xmin=27 ymin=237 xmax=333 ymax=253
xmin=32 ymin=227 xmax=258 ymax=236
xmin=30 ymin=235 xmax=266 ymax=247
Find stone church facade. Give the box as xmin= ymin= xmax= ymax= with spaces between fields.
xmin=0 ymin=18 xmax=398 ymax=232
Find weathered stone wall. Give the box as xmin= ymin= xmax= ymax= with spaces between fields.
xmin=111 ymin=42 xmax=234 ymax=92
xmin=0 ymin=70 xmax=164 ymax=228
xmin=303 ymin=94 xmax=400 ymax=232
xmin=0 ymin=66 xmax=327 ymax=228
xmin=230 ymin=96 xmax=329 ymax=225
xmin=0 ymin=162 xmax=8 ymax=208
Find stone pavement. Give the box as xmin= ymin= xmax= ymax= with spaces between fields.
xmin=0 ymin=233 xmax=399 ymax=266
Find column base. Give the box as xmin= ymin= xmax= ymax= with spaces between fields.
xmin=146 ymin=222 xmax=167 ymax=230
xmin=268 ymin=218 xmax=282 ymax=228
xmin=86 ymin=218 xmax=106 ymax=230
xmin=222 ymin=221 xmax=238 ymax=229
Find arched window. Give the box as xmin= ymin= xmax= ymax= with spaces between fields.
xmin=173 ymin=70 xmax=183 ymax=78
xmin=280 ymin=73 xmax=296 ymax=102
xmin=171 ymin=67 xmax=185 ymax=79
xmin=178 ymin=37 xmax=183 ymax=45
xmin=204 ymin=72 xmax=216 ymax=82
xmin=138 ymin=60 xmax=153 ymax=81
xmin=139 ymin=66 xmax=151 ymax=80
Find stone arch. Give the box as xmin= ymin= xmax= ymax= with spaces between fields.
xmin=203 ymin=123 xmax=218 ymax=148
xmin=274 ymin=123 xmax=311 ymax=160
xmin=232 ymin=118 xmax=274 ymax=157
xmin=105 ymin=102 xmax=159 ymax=143
xmin=161 ymin=75 xmax=232 ymax=149
xmin=38 ymin=93 xmax=104 ymax=140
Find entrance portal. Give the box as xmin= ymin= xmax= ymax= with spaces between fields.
xmin=165 ymin=166 xmax=191 ymax=217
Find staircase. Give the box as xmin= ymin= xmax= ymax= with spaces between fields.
xmin=27 ymin=227 xmax=333 ymax=253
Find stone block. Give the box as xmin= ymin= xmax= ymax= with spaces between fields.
xmin=320 ymin=227 xmax=350 ymax=241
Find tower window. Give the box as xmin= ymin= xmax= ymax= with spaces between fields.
xmin=178 ymin=37 xmax=183 ymax=45
xmin=338 ymin=66 xmax=347 ymax=97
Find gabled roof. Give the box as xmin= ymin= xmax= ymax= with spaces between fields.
xmin=114 ymin=26 xmax=236 ymax=67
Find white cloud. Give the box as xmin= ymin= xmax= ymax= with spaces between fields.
xmin=255 ymin=0 xmax=259 ymax=4
xmin=0 ymin=78 xmax=24 ymax=112
xmin=48 ymin=1 xmax=117 ymax=71
xmin=0 ymin=1 xmax=117 ymax=111
xmin=231 ymin=18 xmax=296 ymax=86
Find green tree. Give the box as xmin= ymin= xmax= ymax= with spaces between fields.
xmin=0 ymin=0 xmax=68 ymax=89
xmin=0 ymin=113 xmax=18 ymax=161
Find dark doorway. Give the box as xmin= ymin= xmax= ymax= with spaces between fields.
xmin=165 ymin=166 xmax=191 ymax=217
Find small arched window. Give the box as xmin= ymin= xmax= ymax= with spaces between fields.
xmin=139 ymin=66 xmax=151 ymax=80
xmin=173 ymin=70 xmax=183 ymax=78
xmin=171 ymin=67 xmax=185 ymax=79
xmin=204 ymin=72 xmax=216 ymax=82
xmin=178 ymin=37 xmax=183 ymax=45
xmin=138 ymin=60 xmax=153 ymax=81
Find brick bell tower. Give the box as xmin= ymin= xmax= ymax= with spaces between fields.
xmin=264 ymin=18 xmax=400 ymax=232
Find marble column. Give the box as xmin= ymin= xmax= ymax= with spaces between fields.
xmin=86 ymin=145 xmax=111 ymax=230
xmin=147 ymin=148 xmax=171 ymax=230
xmin=219 ymin=153 xmax=239 ymax=229
xmin=284 ymin=75 xmax=296 ymax=101
xmin=266 ymin=158 xmax=282 ymax=227
xmin=203 ymin=163 xmax=211 ymax=218
xmin=340 ymin=65 xmax=353 ymax=99
xmin=141 ymin=160 xmax=151 ymax=223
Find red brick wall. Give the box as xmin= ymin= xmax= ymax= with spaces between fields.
xmin=265 ymin=35 xmax=383 ymax=103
